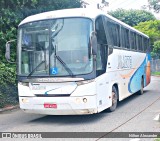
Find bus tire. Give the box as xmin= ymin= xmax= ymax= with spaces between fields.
xmin=138 ymin=77 xmax=144 ymax=95
xmin=108 ymin=86 xmax=118 ymax=112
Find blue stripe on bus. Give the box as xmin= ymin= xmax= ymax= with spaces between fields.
xmin=128 ymin=54 xmax=150 ymax=93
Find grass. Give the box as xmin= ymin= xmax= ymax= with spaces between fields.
xmin=155 ymin=139 xmax=160 ymax=141
xmin=152 ymin=72 xmax=160 ymax=76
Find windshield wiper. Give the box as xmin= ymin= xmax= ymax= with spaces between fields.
xmin=55 ymin=55 xmax=74 ymax=77
xmin=27 ymin=60 xmax=45 ymax=78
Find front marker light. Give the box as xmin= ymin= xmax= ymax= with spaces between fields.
xmin=22 ymin=98 xmax=29 ymax=103
xmin=75 ymin=98 xmax=81 ymax=104
xmin=19 ymin=82 xmax=29 ymax=86
xmin=76 ymin=79 xmax=95 ymax=86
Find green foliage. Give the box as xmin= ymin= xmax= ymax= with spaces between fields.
xmin=0 ymin=63 xmax=16 ymax=85
xmin=0 ymin=63 xmax=18 ymax=108
xmin=151 ymin=51 xmax=157 ymax=58
xmin=108 ymin=9 xmax=156 ymax=27
xmin=0 ymin=0 xmax=81 ymax=108
xmin=135 ymin=20 xmax=160 ymax=58
xmin=134 ymin=20 xmax=160 ymax=44
xmin=153 ymin=40 xmax=160 ymax=53
xmin=152 ymin=71 xmax=160 ymax=75
xmin=149 ymin=0 xmax=160 ymax=13
xmin=0 ymin=0 xmax=81 ymax=62
xmin=152 ymin=40 xmax=160 ymax=58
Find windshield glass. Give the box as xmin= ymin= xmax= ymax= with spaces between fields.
xmin=18 ymin=18 xmax=93 ymax=77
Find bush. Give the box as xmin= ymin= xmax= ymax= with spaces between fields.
xmin=153 ymin=40 xmax=160 ymax=53
xmin=0 ymin=0 xmax=81 ymax=108
xmin=0 ymin=63 xmax=18 ymax=108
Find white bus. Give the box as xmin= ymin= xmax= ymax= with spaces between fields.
xmin=6 ymin=8 xmax=151 ymax=115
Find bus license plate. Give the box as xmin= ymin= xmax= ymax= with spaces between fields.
xmin=44 ymin=103 xmax=57 ymax=108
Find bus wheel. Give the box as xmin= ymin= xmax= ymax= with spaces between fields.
xmin=108 ymin=86 xmax=118 ymax=112
xmin=138 ymin=78 xmax=144 ymax=95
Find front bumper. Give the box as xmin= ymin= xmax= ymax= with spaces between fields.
xmin=19 ymin=95 xmax=97 ymax=115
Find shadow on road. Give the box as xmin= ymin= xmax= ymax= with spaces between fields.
xmin=29 ymin=90 xmax=150 ymax=125
xmin=29 ymin=113 xmax=106 ymax=125
xmin=117 ymin=90 xmax=149 ymax=107
xmin=102 ymin=90 xmax=150 ymax=113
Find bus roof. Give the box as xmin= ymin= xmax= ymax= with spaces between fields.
xmin=19 ymin=8 xmax=149 ymax=38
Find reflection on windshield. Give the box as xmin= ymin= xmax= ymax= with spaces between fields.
xmin=50 ymin=18 xmax=93 ymax=76
xmin=51 ymin=19 xmax=64 ymax=38
xmin=18 ymin=18 xmax=93 ymax=76
xmin=19 ymin=23 xmax=49 ymax=76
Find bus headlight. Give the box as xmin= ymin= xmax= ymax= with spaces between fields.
xmin=76 ymin=79 xmax=95 ymax=86
xmin=83 ymin=98 xmax=87 ymax=103
xmin=22 ymin=98 xmax=29 ymax=103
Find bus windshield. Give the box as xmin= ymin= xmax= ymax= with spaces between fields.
xmin=18 ymin=18 xmax=93 ymax=77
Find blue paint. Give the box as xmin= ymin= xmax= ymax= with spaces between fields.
xmin=44 ymin=87 xmax=61 ymax=95
xmin=128 ymin=54 xmax=150 ymax=94
xmin=50 ymin=67 xmax=58 ymax=75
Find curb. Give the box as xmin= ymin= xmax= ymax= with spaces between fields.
xmin=0 ymin=105 xmax=19 ymax=113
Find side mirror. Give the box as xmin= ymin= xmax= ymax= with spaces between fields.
xmin=91 ymin=32 xmax=97 ymax=55
xmin=5 ymin=42 xmax=11 ymax=61
xmin=5 ymin=40 xmax=16 ymax=63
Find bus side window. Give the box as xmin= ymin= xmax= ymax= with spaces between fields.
xmin=103 ymin=17 xmax=120 ymax=47
xmin=138 ymin=35 xmax=143 ymax=51
xmin=95 ymin=16 xmax=107 ymax=44
xmin=107 ymin=21 xmax=120 ymax=47
xmin=130 ymin=31 xmax=134 ymax=50
xmin=143 ymin=38 xmax=146 ymax=52
xmin=121 ymin=27 xmax=130 ymax=49
xmin=130 ymin=31 xmax=137 ymax=50
xmin=133 ymin=32 xmax=137 ymax=50
xmin=136 ymin=34 xmax=139 ymax=51
xmin=143 ymin=37 xmax=148 ymax=52
xmin=95 ymin=16 xmax=108 ymax=76
xmin=142 ymin=37 xmax=144 ymax=52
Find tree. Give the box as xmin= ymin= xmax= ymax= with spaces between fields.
xmin=134 ymin=20 xmax=160 ymax=44
xmin=108 ymin=9 xmax=156 ymax=27
xmin=0 ymin=0 xmax=81 ymax=62
xmin=134 ymin=20 xmax=160 ymax=58
xmin=152 ymin=40 xmax=160 ymax=57
xmin=0 ymin=0 xmax=81 ymax=108
xmin=143 ymin=0 xmax=160 ymax=13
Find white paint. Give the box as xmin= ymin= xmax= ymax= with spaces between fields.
xmin=154 ymin=114 xmax=160 ymax=121
xmin=18 ymin=9 xmax=149 ymax=115
xmin=19 ymin=8 xmax=149 ymax=38
xmin=18 ymin=48 xmax=147 ymax=115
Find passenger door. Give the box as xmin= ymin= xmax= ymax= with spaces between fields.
xmin=95 ymin=16 xmax=111 ymax=112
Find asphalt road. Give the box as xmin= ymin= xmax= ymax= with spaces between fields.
xmin=0 ymin=76 xmax=160 ymax=141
